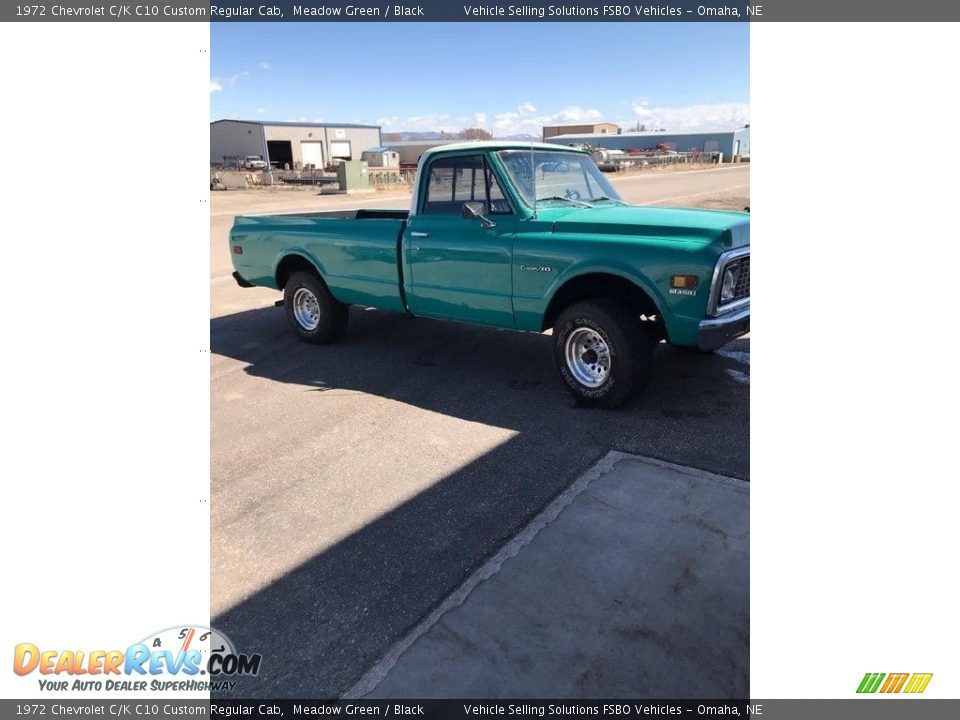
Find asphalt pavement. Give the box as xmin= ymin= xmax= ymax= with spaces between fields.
xmin=352 ymin=452 xmax=749 ymax=699
xmin=210 ymin=166 xmax=750 ymax=698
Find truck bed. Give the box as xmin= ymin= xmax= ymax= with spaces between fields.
xmin=271 ymin=209 xmax=409 ymax=221
xmin=230 ymin=209 xmax=410 ymax=311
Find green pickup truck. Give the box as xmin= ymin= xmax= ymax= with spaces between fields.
xmin=230 ymin=141 xmax=749 ymax=408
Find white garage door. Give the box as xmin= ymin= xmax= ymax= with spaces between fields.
xmin=330 ymin=141 xmax=352 ymax=159
xmin=301 ymin=141 xmax=324 ymax=168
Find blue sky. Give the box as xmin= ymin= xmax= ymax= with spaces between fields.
xmin=211 ymin=23 xmax=749 ymax=135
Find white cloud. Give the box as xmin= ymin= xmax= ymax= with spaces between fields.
xmin=257 ymin=62 xmax=270 ymax=70
xmin=491 ymin=105 xmax=604 ymax=135
xmin=393 ymin=114 xmax=452 ymax=132
xmin=255 ymin=107 xmax=266 ymax=114
xmin=553 ymin=105 xmax=603 ymax=122
xmin=407 ymin=113 xmax=450 ymax=124
xmin=493 ymin=111 xmax=519 ymax=130
xmin=288 ymin=116 xmax=307 ymax=122
xmin=370 ymin=101 xmax=748 ymax=138
xmin=626 ymin=101 xmax=750 ymax=131
xmin=210 ymin=70 xmax=250 ymax=92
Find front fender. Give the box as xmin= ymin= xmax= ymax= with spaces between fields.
xmin=547 ymin=261 xmax=670 ymax=320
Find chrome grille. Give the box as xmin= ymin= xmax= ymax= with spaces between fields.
xmin=733 ymin=255 xmax=750 ymax=300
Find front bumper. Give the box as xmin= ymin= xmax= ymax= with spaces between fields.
xmin=698 ymin=304 xmax=750 ymax=351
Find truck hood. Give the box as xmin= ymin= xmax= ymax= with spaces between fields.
xmin=540 ymin=204 xmax=750 ymax=249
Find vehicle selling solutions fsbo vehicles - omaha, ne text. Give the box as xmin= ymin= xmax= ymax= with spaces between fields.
xmin=229 ymin=142 xmax=749 ymax=408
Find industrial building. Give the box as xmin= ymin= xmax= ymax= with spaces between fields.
xmin=542 ymin=122 xmax=620 ymax=139
xmin=210 ymin=120 xmax=381 ymax=169
xmin=360 ymin=146 xmax=400 ymax=167
xmin=544 ymin=127 xmax=751 ymax=161
xmin=383 ymin=139 xmax=459 ymax=166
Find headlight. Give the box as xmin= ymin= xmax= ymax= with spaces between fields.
xmin=720 ymin=263 xmax=740 ymax=302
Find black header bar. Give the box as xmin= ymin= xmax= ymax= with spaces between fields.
xmin=4 ymin=0 xmax=960 ymax=22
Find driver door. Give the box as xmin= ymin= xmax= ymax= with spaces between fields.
xmin=403 ymin=153 xmax=517 ymax=327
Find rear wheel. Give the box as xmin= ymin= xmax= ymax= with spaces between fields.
xmin=553 ymin=298 xmax=654 ymax=409
xmin=283 ymin=270 xmax=349 ymax=344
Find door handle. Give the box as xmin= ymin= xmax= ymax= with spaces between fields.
xmin=410 ymin=231 xmax=431 ymax=238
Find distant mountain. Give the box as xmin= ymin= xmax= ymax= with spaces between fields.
xmin=496 ymin=133 xmax=542 ymax=141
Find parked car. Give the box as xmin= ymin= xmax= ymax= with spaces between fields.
xmin=229 ymin=142 xmax=749 ymax=408
xmin=242 ymin=155 xmax=268 ymax=170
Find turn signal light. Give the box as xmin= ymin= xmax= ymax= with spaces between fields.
xmin=671 ymin=275 xmax=698 ymax=289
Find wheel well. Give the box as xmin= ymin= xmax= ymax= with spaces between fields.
xmin=542 ymin=273 xmax=663 ymax=334
xmin=275 ymin=254 xmax=320 ymax=290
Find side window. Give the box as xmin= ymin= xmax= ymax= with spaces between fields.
xmin=422 ymin=155 xmax=511 ymax=216
xmin=486 ymin=166 xmax=510 ymax=214
xmin=453 ymin=165 xmax=483 ymax=202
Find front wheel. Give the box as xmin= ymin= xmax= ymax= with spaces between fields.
xmin=553 ymin=299 xmax=654 ymax=409
xmin=283 ymin=270 xmax=349 ymax=344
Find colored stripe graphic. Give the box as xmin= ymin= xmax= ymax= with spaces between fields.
xmin=858 ymin=672 xmax=933 ymax=694
xmin=857 ymin=673 xmax=885 ymax=693
xmin=904 ymin=673 xmax=933 ymax=694
xmin=880 ymin=673 xmax=909 ymax=693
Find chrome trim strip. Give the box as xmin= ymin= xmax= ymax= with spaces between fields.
xmin=707 ymin=246 xmax=750 ymax=317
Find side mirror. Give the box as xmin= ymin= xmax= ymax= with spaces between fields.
xmin=461 ymin=201 xmax=496 ymax=228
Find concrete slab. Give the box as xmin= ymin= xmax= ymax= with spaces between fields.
xmin=347 ymin=452 xmax=748 ymax=699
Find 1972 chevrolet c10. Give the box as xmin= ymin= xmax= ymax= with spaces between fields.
xmin=230 ymin=141 xmax=749 ymax=408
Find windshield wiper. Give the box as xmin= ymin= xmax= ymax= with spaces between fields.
xmin=536 ymin=195 xmax=594 ymax=208
xmin=590 ymin=196 xmax=628 ymax=206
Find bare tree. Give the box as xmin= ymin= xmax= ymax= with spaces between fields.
xmin=458 ymin=128 xmax=494 ymax=140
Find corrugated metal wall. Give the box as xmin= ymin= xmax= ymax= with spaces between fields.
xmin=210 ymin=121 xmax=266 ymax=164
xmin=210 ymin=122 xmax=382 ymax=167
xmin=544 ymin=130 xmax=748 ymax=160
xmin=262 ymin=125 xmax=381 ymax=167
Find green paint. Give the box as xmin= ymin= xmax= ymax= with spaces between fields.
xmin=230 ymin=142 xmax=749 ymax=349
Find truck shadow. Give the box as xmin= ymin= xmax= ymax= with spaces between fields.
xmin=210 ymin=304 xmax=749 ymax=698
xmin=212 ymin=304 xmax=749 ymax=449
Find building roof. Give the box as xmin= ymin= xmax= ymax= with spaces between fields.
xmin=543 ymin=122 xmax=618 ymax=127
xmin=211 ymin=119 xmax=380 ymax=130
xmin=550 ymin=128 xmax=746 ymax=139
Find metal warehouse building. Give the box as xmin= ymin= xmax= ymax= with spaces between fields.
xmin=210 ymin=120 xmax=381 ymax=169
xmin=544 ymin=127 xmax=750 ymax=161
xmin=542 ymin=122 xmax=620 ymax=139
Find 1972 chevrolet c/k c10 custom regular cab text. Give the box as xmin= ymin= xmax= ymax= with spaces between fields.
xmin=230 ymin=141 xmax=749 ymax=408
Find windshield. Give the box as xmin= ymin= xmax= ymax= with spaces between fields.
xmin=497 ymin=150 xmax=624 ymax=208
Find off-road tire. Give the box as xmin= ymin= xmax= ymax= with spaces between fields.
xmin=283 ymin=270 xmax=349 ymax=344
xmin=553 ymin=298 xmax=654 ymax=409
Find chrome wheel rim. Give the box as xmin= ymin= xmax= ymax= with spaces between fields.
xmin=292 ymin=287 xmax=321 ymax=331
xmin=564 ymin=327 xmax=611 ymax=388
